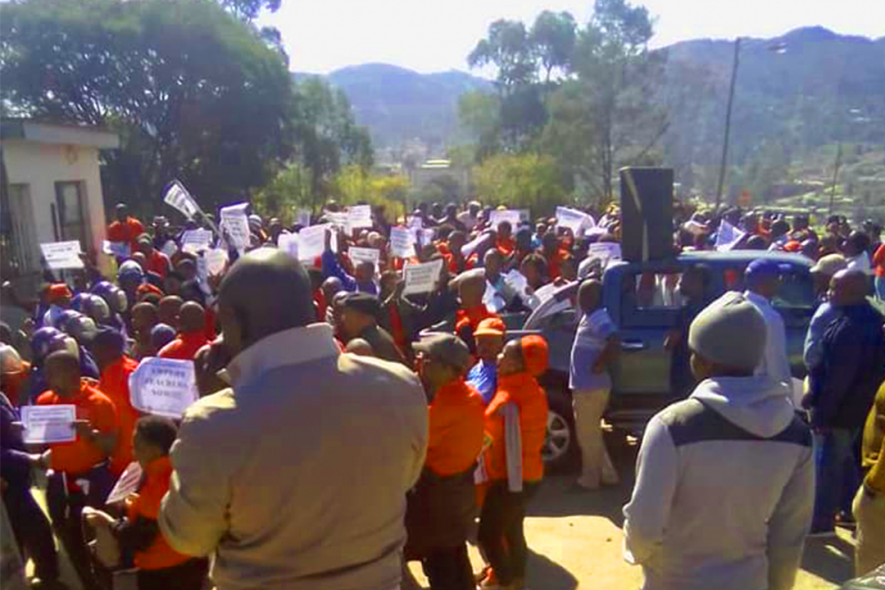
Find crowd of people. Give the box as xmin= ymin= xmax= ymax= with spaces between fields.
xmin=0 ymin=195 xmax=884 ymax=590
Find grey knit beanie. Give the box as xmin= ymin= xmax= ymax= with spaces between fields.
xmin=688 ymin=291 xmax=766 ymax=371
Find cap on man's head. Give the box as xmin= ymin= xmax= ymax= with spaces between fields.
xmin=744 ymin=259 xmax=791 ymax=282
xmin=688 ymin=291 xmax=766 ymax=372
xmin=810 ymin=253 xmax=848 ymax=277
xmin=48 ymin=284 xmax=72 ymax=304
xmin=119 ymin=260 xmax=144 ymax=280
xmin=92 ymin=327 xmax=126 ymax=353
xmin=342 ymin=292 xmax=381 ymax=318
xmin=413 ymin=333 xmax=471 ymax=372
xmin=474 ymin=317 xmax=506 ymax=338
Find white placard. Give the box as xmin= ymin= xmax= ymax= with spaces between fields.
xmin=220 ymin=203 xmax=251 ymax=252
xmin=715 ymin=220 xmax=747 ymax=251
xmin=163 ymin=181 xmax=200 ymax=219
xmin=128 ymin=358 xmax=199 ymax=419
xmin=348 ymin=246 xmax=380 ymax=266
xmin=40 ymin=241 xmax=84 ymax=270
xmin=161 ymin=240 xmax=178 ymax=257
xmin=181 ymin=229 xmax=213 ymax=254
xmin=21 ymin=404 xmax=77 ymax=444
xmin=416 ymin=228 xmax=435 ymax=247
xmin=347 ymin=205 xmax=373 ymax=230
xmin=556 ymin=206 xmax=595 ymax=234
xmin=533 ymin=283 xmax=559 ymax=304
xmin=587 ymin=242 xmax=622 ymax=267
xmin=204 ymin=248 xmax=228 ymax=275
xmin=102 ymin=241 xmax=131 ymax=258
xmin=325 ymin=211 xmax=349 ymax=231
xmin=277 ymin=232 xmax=300 ymax=260
xmin=403 ymin=259 xmax=444 ymax=295
xmin=105 ymin=462 xmax=143 ymax=505
xmin=390 ymin=226 xmax=416 ymax=258
xmin=483 ymin=281 xmax=507 ymax=313
xmin=407 ymin=216 xmax=423 ymax=229
xmin=295 ymin=209 xmax=311 ymax=228
xmin=490 ymin=210 xmax=522 ymax=229
xmin=298 ymin=223 xmax=332 ymax=261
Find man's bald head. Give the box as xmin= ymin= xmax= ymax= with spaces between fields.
xmin=158 ymin=295 xmax=183 ymax=327
xmin=322 ymin=277 xmax=344 ymax=301
xmin=218 ymin=248 xmax=314 ymax=355
xmin=830 ymin=270 xmax=869 ymax=307
xmin=45 ymin=350 xmax=81 ymax=397
xmin=179 ymin=302 xmax=206 ymax=334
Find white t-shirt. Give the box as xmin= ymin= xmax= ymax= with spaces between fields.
xmin=744 ymin=291 xmax=793 ymax=392
xmin=846 ymin=252 xmax=872 ymax=275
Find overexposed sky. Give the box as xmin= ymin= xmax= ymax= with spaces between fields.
xmin=258 ymin=0 xmax=884 ymax=74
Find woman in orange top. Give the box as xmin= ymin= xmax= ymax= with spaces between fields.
xmin=86 ymin=416 xmax=208 ymax=590
xmin=477 ymin=335 xmax=549 ymax=590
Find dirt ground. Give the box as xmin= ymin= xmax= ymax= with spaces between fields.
xmin=406 ymin=439 xmax=857 ymax=590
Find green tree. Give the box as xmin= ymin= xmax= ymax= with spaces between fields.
xmin=543 ymin=0 xmax=667 ymax=204
xmin=0 ymin=0 xmax=295 ymax=214
xmin=251 ymin=161 xmax=313 ymax=225
xmin=219 ymin=0 xmax=281 ymax=21
xmin=471 ymin=153 xmax=565 ymax=216
xmin=530 ymin=11 xmax=578 ymax=85
xmin=468 ymin=20 xmax=537 ymax=95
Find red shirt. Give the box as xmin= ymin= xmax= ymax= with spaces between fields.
xmin=126 ymin=456 xmax=190 ymax=570
xmin=158 ymin=331 xmax=209 ymax=361
xmin=145 ymin=250 xmax=171 ymax=278
xmin=99 ymin=356 xmax=142 ymax=475
xmin=496 ymin=236 xmax=515 ymax=256
xmin=37 ymin=380 xmax=119 ymax=475
xmin=544 ymin=248 xmax=570 ymax=281
xmin=455 ymin=305 xmax=499 ymax=335
xmin=107 ymin=217 xmax=145 ymax=250
xmin=426 ymin=379 xmax=485 ymax=476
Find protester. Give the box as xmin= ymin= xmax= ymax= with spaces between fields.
xmin=137 ymin=235 xmax=172 ymax=278
xmin=131 ymin=302 xmax=160 ymax=359
xmin=107 ymin=203 xmax=145 ymax=252
xmin=84 ymin=417 xmax=209 ymax=590
xmin=466 ymin=317 xmax=506 ymax=406
xmin=477 ymin=336 xmax=550 ymax=590
xmin=158 ymin=248 xmax=428 ymax=590
xmin=452 ymin=272 xmax=500 ymax=354
xmin=805 ymin=270 xmax=885 ymax=536
xmin=34 ymin=351 xmax=119 ymax=589
xmin=339 ymin=293 xmax=407 ymax=364
xmin=744 ymin=259 xmax=793 ymax=390
xmin=804 ymin=254 xmax=849 ymax=369
xmin=853 ymin=378 xmax=885 ymax=576
xmin=157 ymin=302 xmax=208 ymax=361
xmin=406 ymin=333 xmax=484 ymax=590
xmin=570 ymin=280 xmax=620 ymax=490
xmin=624 ymin=292 xmax=813 ymax=590
xmin=664 ymin=266 xmax=712 ymax=402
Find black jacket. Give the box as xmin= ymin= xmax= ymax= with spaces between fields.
xmin=809 ymin=303 xmax=885 ymax=429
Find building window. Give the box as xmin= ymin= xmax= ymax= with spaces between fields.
xmin=1 ymin=183 xmax=38 ymax=278
xmin=54 ymin=181 xmax=89 ymax=247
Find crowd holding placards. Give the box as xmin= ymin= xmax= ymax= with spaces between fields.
xmin=1 ymin=193 xmax=885 ymax=590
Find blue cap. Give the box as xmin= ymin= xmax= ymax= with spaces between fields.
xmin=745 ymin=259 xmax=792 ymax=282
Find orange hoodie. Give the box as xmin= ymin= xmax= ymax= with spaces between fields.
xmin=99 ymin=356 xmax=143 ymax=475
xmin=484 ymin=371 xmax=549 ymax=483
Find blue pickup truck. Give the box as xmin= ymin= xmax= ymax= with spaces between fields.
xmin=508 ymin=250 xmax=816 ymax=469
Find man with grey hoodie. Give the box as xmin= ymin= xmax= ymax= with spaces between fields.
xmin=623 ymin=291 xmax=814 ymax=590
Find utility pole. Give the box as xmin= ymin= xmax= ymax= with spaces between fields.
xmin=715 ymin=38 xmax=742 ymax=213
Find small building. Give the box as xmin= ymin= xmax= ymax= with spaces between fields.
xmin=407 ymin=158 xmax=470 ymax=197
xmin=1 ymin=118 xmax=119 ymax=282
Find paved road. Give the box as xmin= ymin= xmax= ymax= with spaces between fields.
xmin=406 ymin=437 xmax=856 ymax=590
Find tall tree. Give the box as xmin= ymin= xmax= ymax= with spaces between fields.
xmin=468 ymin=20 xmax=537 ymax=96
xmin=0 ymin=0 xmax=296 ymax=213
xmin=530 ymin=11 xmax=578 ymax=85
xmin=543 ymin=0 xmax=667 ymax=204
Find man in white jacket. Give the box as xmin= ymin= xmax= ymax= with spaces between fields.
xmin=623 ymin=291 xmax=814 ymax=590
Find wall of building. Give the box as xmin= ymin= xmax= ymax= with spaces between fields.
xmin=3 ymin=139 xmax=108 ymax=264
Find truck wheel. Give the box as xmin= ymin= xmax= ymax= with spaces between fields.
xmin=543 ymin=389 xmax=577 ymax=472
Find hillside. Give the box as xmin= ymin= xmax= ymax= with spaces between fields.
xmin=310 ymin=63 xmax=492 ymax=150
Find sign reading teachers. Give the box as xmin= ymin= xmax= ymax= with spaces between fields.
xmin=40 ymin=241 xmax=84 ymax=270
xmin=21 ymin=405 xmax=77 ymax=444
xmin=128 ymin=358 xmax=198 ymax=419
xmin=403 ymin=259 xmax=444 ymax=295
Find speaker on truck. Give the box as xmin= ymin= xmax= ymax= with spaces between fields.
xmin=619 ymin=167 xmax=674 ymax=263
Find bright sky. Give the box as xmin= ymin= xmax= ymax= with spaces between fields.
xmin=258 ymin=0 xmax=883 ymax=75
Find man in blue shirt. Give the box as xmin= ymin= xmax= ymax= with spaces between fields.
xmin=570 ymin=280 xmax=621 ymax=490
xmin=465 ymin=318 xmax=506 ymax=405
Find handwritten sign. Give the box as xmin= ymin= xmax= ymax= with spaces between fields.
xmin=347 ymin=205 xmax=373 ymax=230
xmin=348 ymin=246 xmax=380 ymax=266
xmin=181 ymin=229 xmax=213 ymax=254
xmin=40 ymin=241 xmax=84 ymax=270
xmin=105 ymin=462 xmax=143 ymax=505
xmin=490 ymin=210 xmax=522 ymax=229
xmin=102 ymin=241 xmax=130 ymax=258
xmin=298 ymin=223 xmax=332 ymax=261
xmin=556 ymin=207 xmax=595 ymax=235
xmin=587 ymin=242 xmax=622 ymax=267
xmin=390 ymin=226 xmax=416 ymax=258
xmin=163 ymin=180 xmax=200 ymax=219
xmin=715 ymin=220 xmax=747 ymax=251
xmin=403 ymin=259 xmax=444 ymax=295
xmin=21 ymin=405 xmax=77 ymax=444
xmin=220 ymin=203 xmax=250 ymax=252
xmin=277 ymin=233 xmax=300 ymax=260
xmin=128 ymin=358 xmax=198 ymax=419
xmin=204 ymin=248 xmax=228 ymax=275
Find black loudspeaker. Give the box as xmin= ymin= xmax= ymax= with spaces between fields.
xmin=619 ymin=167 xmax=674 ymax=262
